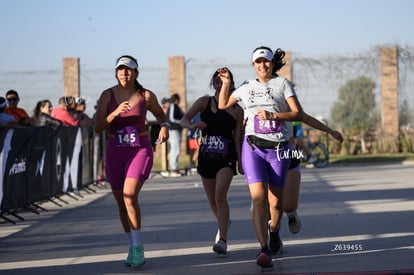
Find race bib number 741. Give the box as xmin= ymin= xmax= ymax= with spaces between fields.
xmin=253 ymin=114 xmax=281 ymax=134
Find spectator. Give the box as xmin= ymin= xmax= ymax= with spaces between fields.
xmin=0 ymin=97 xmax=17 ymax=128
xmin=51 ymin=96 xmax=82 ymax=126
xmin=163 ymin=93 xmax=184 ymax=177
xmin=161 ymin=97 xmax=170 ymax=113
xmin=92 ymin=101 xmax=106 ymax=186
xmin=5 ymin=89 xmax=31 ymax=125
xmin=32 ymin=99 xmax=62 ymax=129
xmin=186 ymin=112 xmax=201 ymax=170
xmin=73 ymin=97 xmax=94 ymax=126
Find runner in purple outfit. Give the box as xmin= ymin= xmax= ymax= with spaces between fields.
xmin=94 ymin=55 xmax=169 ymax=268
xmin=217 ymin=46 xmax=307 ymax=268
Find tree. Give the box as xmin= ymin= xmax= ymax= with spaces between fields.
xmin=331 ymin=76 xmax=377 ymax=130
xmin=399 ymin=99 xmax=413 ymax=128
xmin=331 ymin=76 xmax=378 ymax=154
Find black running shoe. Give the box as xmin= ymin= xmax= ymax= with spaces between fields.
xmin=268 ymin=220 xmax=283 ymax=255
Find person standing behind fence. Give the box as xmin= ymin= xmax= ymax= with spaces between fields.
xmin=5 ymin=89 xmax=31 ymax=126
xmin=0 ymin=97 xmax=17 ymax=128
xmin=186 ymin=112 xmax=201 ymax=171
xmin=51 ymin=96 xmax=82 ymax=126
xmin=163 ymin=93 xmax=184 ymax=177
xmin=94 ymin=55 xmax=169 ymax=268
xmin=73 ymin=98 xmax=94 ymax=127
xmin=32 ymin=99 xmax=62 ymax=129
xmin=217 ymin=46 xmax=306 ymax=268
xmin=180 ymin=68 xmax=244 ymax=255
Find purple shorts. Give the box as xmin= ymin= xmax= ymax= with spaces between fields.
xmin=241 ymin=136 xmax=291 ymax=187
xmin=105 ymin=135 xmax=153 ymax=190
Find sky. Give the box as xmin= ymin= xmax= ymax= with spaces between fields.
xmin=1 ymin=0 xmax=413 ymax=119
xmin=1 ymin=0 xmax=413 ymax=71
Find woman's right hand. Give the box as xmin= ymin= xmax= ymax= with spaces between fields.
xmin=217 ymin=67 xmax=231 ymax=86
xmin=114 ymin=101 xmax=131 ymax=116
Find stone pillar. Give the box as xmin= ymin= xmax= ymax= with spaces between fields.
xmin=168 ymin=56 xmax=187 ymax=111
xmin=167 ymin=56 xmax=187 ymax=170
xmin=62 ymin=58 xmax=80 ymax=98
xmin=380 ymin=48 xmax=399 ymax=152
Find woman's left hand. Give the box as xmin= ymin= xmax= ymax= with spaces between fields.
xmin=156 ymin=127 xmax=169 ymax=144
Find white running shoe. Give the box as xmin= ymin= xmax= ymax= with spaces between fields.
xmin=160 ymin=171 xmax=170 ymax=178
xmin=213 ymin=239 xmax=227 ymax=254
xmin=170 ymin=171 xmax=182 ymax=177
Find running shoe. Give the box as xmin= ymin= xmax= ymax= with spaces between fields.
xmin=160 ymin=171 xmax=170 ymax=178
xmin=124 ymin=246 xmax=133 ymax=266
xmin=170 ymin=171 xmax=182 ymax=177
xmin=215 ymin=219 xmax=232 ymax=243
xmin=268 ymin=220 xmax=283 ymax=255
xmin=287 ymin=211 xmax=302 ymax=234
xmin=213 ymin=239 xmax=227 ymax=254
xmin=256 ymin=246 xmax=273 ymax=268
xmin=130 ymin=245 xmax=145 ymax=267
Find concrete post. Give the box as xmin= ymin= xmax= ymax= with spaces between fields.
xmin=62 ymin=58 xmax=80 ymax=98
xmin=167 ymin=56 xmax=187 ymax=170
xmin=380 ymin=48 xmax=399 ymax=152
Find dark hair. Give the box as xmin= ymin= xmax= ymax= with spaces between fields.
xmin=252 ymin=46 xmax=273 ymax=55
xmin=210 ymin=67 xmax=235 ymax=94
xmin=272 ymin=48 xmax=286 ymax=75
xmin=6 ymin=89 xmax=19 ymax=99
xmin=170 ymin=93 xmax=180 ymax=103
xmin=33 ymin=99 xmax=52 ymax=118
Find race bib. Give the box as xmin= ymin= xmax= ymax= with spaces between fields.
xmin=115 ymin=126 xmax=140 ymax=147
xmin=253 ymin=114 xmax=281 ymax=134
xmin=201 ymin=135 xmax=228 ymax=154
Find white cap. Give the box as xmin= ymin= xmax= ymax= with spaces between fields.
xmin=115 ymin=57 xmax=138 ymax=69
xmin=252 ymin=48 xmax=273 ymax=63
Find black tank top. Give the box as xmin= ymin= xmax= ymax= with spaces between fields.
xmin=200 ymin=96 xmax=235 ymax=140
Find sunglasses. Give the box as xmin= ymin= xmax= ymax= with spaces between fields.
xmin=7 ymin=97 xmax=18 ymax=102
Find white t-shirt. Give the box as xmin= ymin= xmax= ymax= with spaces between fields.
xmin=232 ymin=76 xmax=295 ymax=142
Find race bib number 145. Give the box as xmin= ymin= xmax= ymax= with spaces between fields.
xmin=115 ymin=127 xmax=140 ymax=147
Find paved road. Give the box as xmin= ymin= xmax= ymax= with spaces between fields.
xmin=1 ymin=162 xmax=413 ymax=275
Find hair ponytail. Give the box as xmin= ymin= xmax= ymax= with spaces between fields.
xmin=272 ymin=48 xmax=286 ymax=75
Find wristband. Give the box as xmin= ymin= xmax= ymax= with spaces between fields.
xmin=160 ymin=122 xmax=171 ymax=128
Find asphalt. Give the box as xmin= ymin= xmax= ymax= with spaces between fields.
xmin=1 ymin=162 xmax=414 ymax=275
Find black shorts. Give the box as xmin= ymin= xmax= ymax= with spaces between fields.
xmin=288 ymin=144 xmax=301 ymax=170
xmin=197 ymin=145 xmax=237 ymax=179
xmin=289 ymin=155 xmax=301 ymax=170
